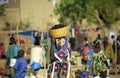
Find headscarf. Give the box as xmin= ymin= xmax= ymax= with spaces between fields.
xmin=56 ymin=37 xmax=68 ymax=51
xmin=92 ymin=40 xmax=100 ymax=47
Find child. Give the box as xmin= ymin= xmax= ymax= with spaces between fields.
xmin=14 ymin=49 xmax=27 ymax=78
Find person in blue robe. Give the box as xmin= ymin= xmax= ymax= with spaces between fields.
xmin=14 ymin=49 xmax=27 ymax=78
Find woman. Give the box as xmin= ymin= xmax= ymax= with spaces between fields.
xmin=47 ymin=24 xmax=71 ymax=78
xmin=100 ymin=37 xmax=114 ymax=64
xmin=92 ymin=40 xmax=109 ymax=78
xmin=113 ymin=35 xmax=120 ymax=64
xmin=6 ymin=35 xmax=22 ymax=66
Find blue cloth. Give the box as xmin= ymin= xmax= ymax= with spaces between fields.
xmin=14 ymin=57 xmax=27 ymax=78
xmin=86 ymin=49 xmax=94 ymax=76
xmin=31 ymin=62 xmax=42 ymax=71
xmin=79 ymin=71 xmax=86 ymax=78
xmin=79 ymin=48 xmax=94 ymax=77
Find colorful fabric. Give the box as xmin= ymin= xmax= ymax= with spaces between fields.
xmin=93 ymin=50 xmax=108 ymax=76
xmin=47 ymin=37 xmax=71 ymax=78
xmin=48 ymin=61 xmax=70 ymax=78
xmin=54 ymin=49 xmax=69 ymax=62
xmin=79 ymin=47 xmax=94 ymax=78
xmin=47 ymin=48 xmax=70 ymax=78
xmin=14 ymin=57 xmax=27 ymax=78
xmin=86 ymin=49 xmax=94 ymax=76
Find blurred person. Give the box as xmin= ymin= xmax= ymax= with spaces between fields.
xmin=81 ymin=37 xmax=91 ymax=65
xmin=69 ymin=37 xmax=76 ymax=50
xmin=33 ymin=31 xmax=41 ymax=46
xmin=100 ymin=37 xmax=114 ymax=65
xmin=24 ymin=47 xmax=31 ymax=64
xmin=41 ymin=34 xmax=51 ymax=68
xmin=96 ymin=34 xmax=103 ymax=43
xmin=96 ymin=34 xmax=102 ymax=40
xmin=47 ymin=24 xmax=71 ymax=78
xmin=100 ymin=36 xmax=114 ymax=77
xmin=80 ymin=43 xmax=94 ymax=78
xmin=0 ymin=42 xmax=5 ymax=59
xmin=81 ymin=37 xmax=91 ymax=64
xmin=92 ymin=40 xmax=110 ymax=78
xmin=6 ymin=35 xmax=22 ymax=66
xmin=83 ymin=37 xmax=90 ymax=46
xmin=30 ymin=31 xmax=46 ymax=69
xmin=113 ymin=35 xmax=120 ymax=64
xmin=14 ymin=49 xmax=27 ymax=78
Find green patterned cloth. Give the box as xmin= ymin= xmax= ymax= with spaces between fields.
xmin=41 ymin=38 xmax=51 ymax=65
xmin=93 ymin=50 xmax=108 ymax=76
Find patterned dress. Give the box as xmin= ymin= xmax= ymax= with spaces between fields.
xmin=79 ymin=47 xmax=94 ymax=78
xmin=93 ymin=50 xmax=108 ymax=76
xmin=47 ymin=37 xmax=71 ymax=78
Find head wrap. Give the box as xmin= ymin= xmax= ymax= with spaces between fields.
xmin=56 ymin=37 xmax=68 ymax=51
xmin=92 ymin=40 xmax=100 ymax=47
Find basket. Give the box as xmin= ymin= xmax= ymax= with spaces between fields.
xmin=49 ymin=26 xmax=68 ymax=38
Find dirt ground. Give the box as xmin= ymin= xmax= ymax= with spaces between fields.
xmin=109 ymin=74 xmax=120 ymax=78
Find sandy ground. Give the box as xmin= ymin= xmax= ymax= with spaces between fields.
xmin=109 ymin=74 xmax=120 ymax=78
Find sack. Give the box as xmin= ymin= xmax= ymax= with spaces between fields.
xmin=10 ymin=59 xmax=16 ymax=67
xmin=31 ymin=62 xmax=42 ymax=71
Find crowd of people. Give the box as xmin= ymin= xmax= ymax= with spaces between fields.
xmin=0 ymin=24 xmax=119 ymax=78
xmin=79 ymin=34 xmax=120 ymax=78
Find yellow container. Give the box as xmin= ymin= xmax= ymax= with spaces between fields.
xmin=49 ymin=26 xmax=69 ymax=38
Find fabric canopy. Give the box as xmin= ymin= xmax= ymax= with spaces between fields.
xmin=18 ymin=30 xmax=39 ymax=36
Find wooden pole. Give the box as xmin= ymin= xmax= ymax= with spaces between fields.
xmin=16 ymin=20 xmax=20 ymax=45
xmin=115 ymin=39 xmax=117 ymax=75
xmin=10 ymin=24 xmax=12 ymax=36
xmin=113 ymin=24 xmax=118 ymax=75
xmin=114 ymin=27 xmax=119 ymax=75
